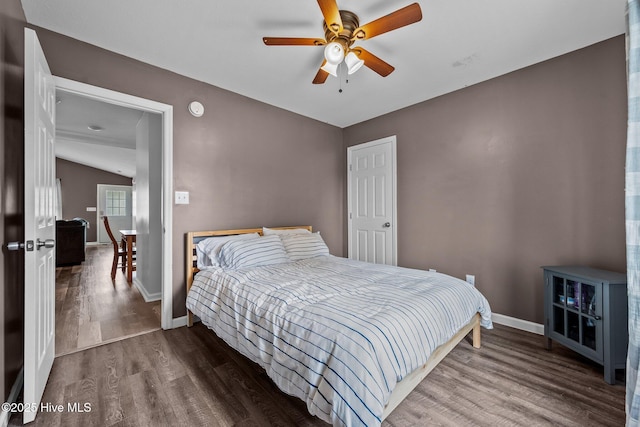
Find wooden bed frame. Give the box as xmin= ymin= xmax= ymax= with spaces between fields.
xmin=185 ymin=226 xmax=481 ymax=421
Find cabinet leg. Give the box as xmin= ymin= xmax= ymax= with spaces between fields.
xmin=604 ymin=363 xmax=615 ymax=385
xmin=545 ymin=337 xmax=552 ymax=350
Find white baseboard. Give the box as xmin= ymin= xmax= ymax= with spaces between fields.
xmin=492 ymin=313 xmax=544 ymax=335
xmin=133 ymin=278 xmax=161 ymax=302
xmin=0 ymin=367 xmax=24 ymax=427
xmin=171 ymin=316 xmax=188 ymax=329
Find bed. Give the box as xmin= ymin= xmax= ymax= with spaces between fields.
xmin=185 ymin=226 xmax=492 ymax=426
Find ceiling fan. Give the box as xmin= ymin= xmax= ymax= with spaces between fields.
xmin=263 ymin=1 xmax=423 ymax=84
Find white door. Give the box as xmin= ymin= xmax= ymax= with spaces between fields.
xmin=24 ymin=28 xmax=56 ymax=424
xmin=96 ymin=184 xmax=133 ymax=243
xmin=347 ymin=136 xmax=397 ymax=265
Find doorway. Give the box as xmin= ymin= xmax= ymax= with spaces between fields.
xmin=54 ymin=77 xmax=174 ymax=330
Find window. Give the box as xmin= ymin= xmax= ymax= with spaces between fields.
xmin=105 ymin=190 xmax=127 ymax=217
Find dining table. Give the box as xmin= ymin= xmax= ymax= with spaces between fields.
xmin=119 ymin=229 xmax=137 ymax=283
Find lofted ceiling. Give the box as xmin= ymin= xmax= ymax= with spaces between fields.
xmin=22 ymin=0 xmax=625 ymax=130
xmin=55 ymin=90 xmax=142 ymax=178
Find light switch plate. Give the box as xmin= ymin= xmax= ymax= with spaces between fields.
xmin=175 ymin=191 xmax=189 ymax=205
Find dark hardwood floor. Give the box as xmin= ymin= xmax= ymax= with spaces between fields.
xmin=55 ymin=245 xmax=161 ymax=356
xmin=15 ymin=322 xmax=624 ymax=426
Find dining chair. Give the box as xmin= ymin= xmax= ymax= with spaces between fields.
xmin=103 ymin=216 xmax=135 ymax=280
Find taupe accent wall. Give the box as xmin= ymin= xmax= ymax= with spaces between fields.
xmin=56 ymin=158 xmax=132 ymax=242
xmin=32 ymin=26 xmax=345 ymax=317
xmin=1 ymin=0 xmax=26 ymax=403
xmin=344 ymin=36 xmax=627 ymax=324
xmin=29 ymin=22 xmax=626 ymax=325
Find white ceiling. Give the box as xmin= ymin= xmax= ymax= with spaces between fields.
xmin=22 ymin=0 xmax=625 ymax=129
xmin=55 ymin=90 xmax=142 ymax=177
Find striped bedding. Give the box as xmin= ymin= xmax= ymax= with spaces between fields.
xmin=186 ymin=255 xmax=492 ymax=426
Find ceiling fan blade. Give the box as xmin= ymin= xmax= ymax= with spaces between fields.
xmin=263 ymin=37 xmax=326 ymax=46
xmin=352 ymin=48 xmax=395 ymax=77
xmin=354 ymin=3 xmax=422 ymax=40
xmin=317 ymin=0 xmax=343 ymax=34
xmin=312 ymin=60 xmax=330 ymax=84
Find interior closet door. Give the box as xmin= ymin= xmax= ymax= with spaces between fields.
xmin=347 ymin=136 xmax=397 ymax=265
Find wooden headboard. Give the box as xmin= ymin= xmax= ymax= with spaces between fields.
xmin=185 ymin=225 xmax=312 ymax=326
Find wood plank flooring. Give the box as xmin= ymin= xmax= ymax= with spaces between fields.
xmin=55 ymin=245 xmax=161 ymax=356
xmin=15 ymin=322 xmax=624 ymax=426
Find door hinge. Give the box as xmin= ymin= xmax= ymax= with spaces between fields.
xmin=349 ymin=212 xmax=352 ymax=219
xmin=349 ymin=164 xmax=352 ymax=171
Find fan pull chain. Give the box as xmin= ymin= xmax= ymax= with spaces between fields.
xmin=338 ymin=62 xmax=351 ymax=93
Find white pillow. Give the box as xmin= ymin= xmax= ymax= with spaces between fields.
xmin=280 ymin=233 xmax=330 ymax=261
xmin=262 ymin=226 xmax=311 ymax=236
xmin=195 ymin=233 xmax=260 ymax=268
xmin=219 ymin=235 xmax=290 ymax=269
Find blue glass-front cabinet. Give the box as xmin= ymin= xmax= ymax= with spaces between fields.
xmin=543 ymin=266 xmax=627 ymax=384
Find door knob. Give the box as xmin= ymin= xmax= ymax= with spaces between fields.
xmin=7 ymin=241 xmax=35 ymax=251
xmin=7 ymin=242 xmax=24 ymax=251
xmin=36 ymin=238 xmax=55 ymax=250
xmin=383 ymin=222 xmax=391 ymax=228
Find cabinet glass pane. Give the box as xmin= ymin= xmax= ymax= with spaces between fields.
xmin=553 ymin=276 xmax=565 ymax=304
xmin=567 ymin=311 xmax=580 ymax=342
xmin=553 ymin=306 xmax=564 ymax=335
xmin=582 ymin=283 xmax=597 ymax=315
xmin=566 ymin=280 xmax=581 ymax=310
xmin=581 ymin=315 xmax=597 ymax=351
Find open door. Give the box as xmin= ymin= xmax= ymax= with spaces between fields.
xmin=23 ymin=28 xmax=56 ymax=424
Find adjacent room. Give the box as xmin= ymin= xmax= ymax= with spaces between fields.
xmin=53 ymin=91 xmax=162 ymax=356
xmin=0 ymin=0 xmax=633 ymax=426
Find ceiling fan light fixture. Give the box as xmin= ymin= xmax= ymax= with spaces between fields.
xmin=263 ymin=1 xmax=423 ymax=84
xmin=345 ymin=51 xmax=364 ymax=75
xmin=323 ymin=41 xmax=345 ymax=65
xmin=320 ymin=61 xmax=339 ymax=77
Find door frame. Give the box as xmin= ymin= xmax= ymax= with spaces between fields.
xmin=347 ymin=135 xmax=398 ymax=265
xmin=54 ymin=76 xmax=174 ymax=330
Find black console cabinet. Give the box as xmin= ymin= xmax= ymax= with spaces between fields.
xmin=55 ymin=220 xmax=86 ymax=266
xmin=543 ymin=266 xmax=627 ymax=384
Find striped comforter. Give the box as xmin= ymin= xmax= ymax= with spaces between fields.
xmin=186 ymin=255 xmax=492 ymax=426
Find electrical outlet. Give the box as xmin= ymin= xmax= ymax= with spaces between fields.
xmin=466 ymin=274 xmax=475 ymax=286
xmin=175 ymin=191 xmax=189 ymax=205
xmin=428 ymin=269 xmax=437 ymax=272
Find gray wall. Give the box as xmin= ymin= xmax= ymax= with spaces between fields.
xmin=0 ymin=0 xmax=25 ymax=404
xmin=135 ymin=112 xmax=163 ymax=298
xmin=56 ymin=158 xmax=132 ymax=242
xmin=27 ymin=24 xmax=628 ymax=326
xmin=343 ymin=36 xmax=627 ymax=324
xmin=31 ymin=26 xmax=345 ymax=318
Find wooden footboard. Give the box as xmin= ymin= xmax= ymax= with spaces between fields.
xmin=381 ymin=313 xmax=481 ymax=420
